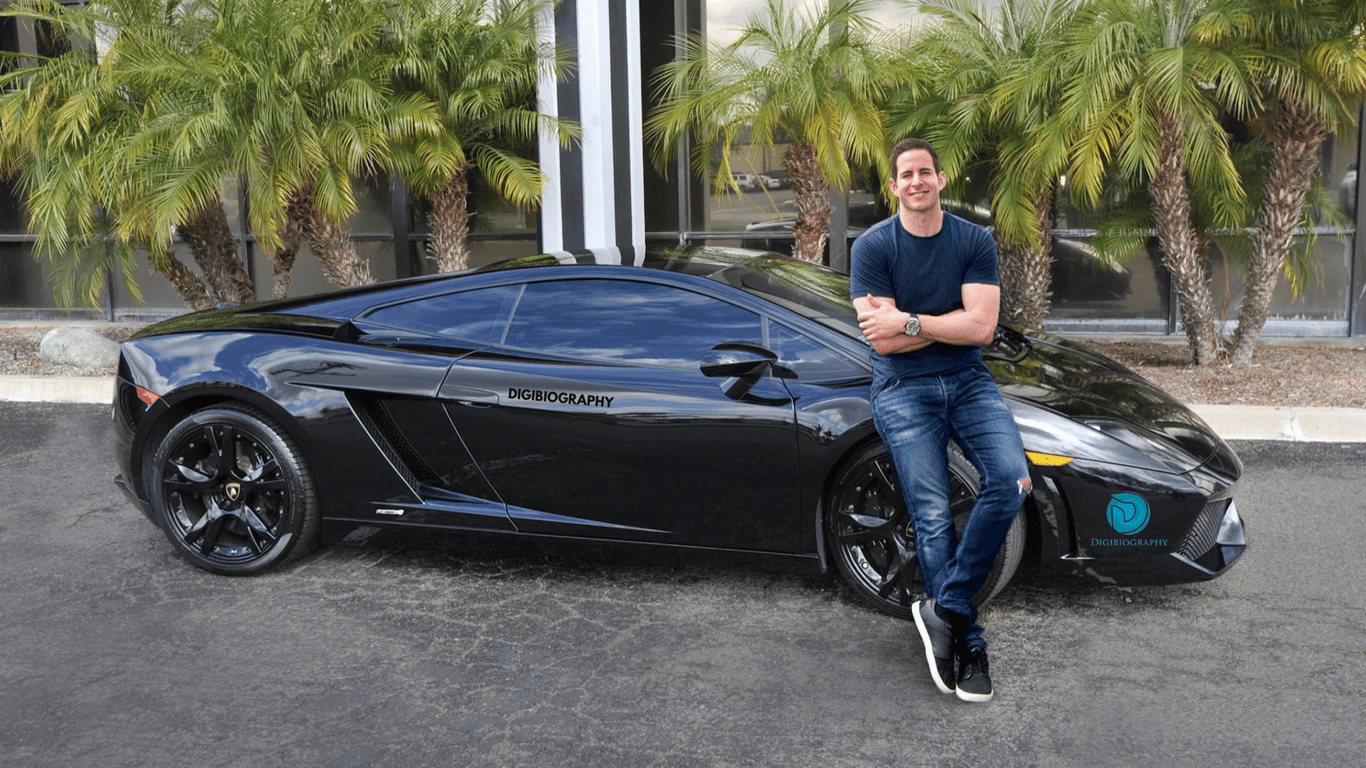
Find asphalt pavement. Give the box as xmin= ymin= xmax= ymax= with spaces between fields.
xmin=2 ymin=403 xmax=1365 ymax=767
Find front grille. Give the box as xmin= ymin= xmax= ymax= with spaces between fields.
xmin=1178 ymin=500 xmax=1227 ymax=562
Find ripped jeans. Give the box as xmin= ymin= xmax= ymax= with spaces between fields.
xmin=872 ymin=362 xmax=1029 ymax=651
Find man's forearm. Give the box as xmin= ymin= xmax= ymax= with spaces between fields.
xmin=915 ymin=308 xmax=995 ymax=347
xmin=870 ymin=333 xmax=934 ymax=356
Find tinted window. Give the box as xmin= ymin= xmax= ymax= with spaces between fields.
xmin=503 ymin=279 xmax=762 ymax=369
xmin=768 ymin=322 xmax=864 ymax=380
xmin=363 ymin=285 xmax=521 ymax=345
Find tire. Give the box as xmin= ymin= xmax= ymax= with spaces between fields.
xmin=147 ymin=405 xmax=319 ymax=575
xmin=825 ymin=441 xmax=1024 ymax=620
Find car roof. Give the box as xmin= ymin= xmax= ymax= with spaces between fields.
xmin=236 ymin=247 xmax=860 ymax=336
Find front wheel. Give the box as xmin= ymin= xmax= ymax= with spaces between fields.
xmin=147 ymin=405 xmax=319 ymax=575
xmin=825 ymin=442 xmax=1024 ymax=620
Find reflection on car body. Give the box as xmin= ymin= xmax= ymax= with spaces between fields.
xmin=112 ymin=247 xmax=1243 ymax=620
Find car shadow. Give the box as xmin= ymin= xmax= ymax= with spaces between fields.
xmin=300 ymin=522 xmax=1204 ymax=618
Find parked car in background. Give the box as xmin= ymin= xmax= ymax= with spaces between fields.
xmin=759 ymin=171 xmax=789 ymax=190
xmin=729 ymin=173 xmax=760 ymax=192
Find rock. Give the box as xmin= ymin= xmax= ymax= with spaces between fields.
xmin=39 ymin=328 xmax=120 ymax=370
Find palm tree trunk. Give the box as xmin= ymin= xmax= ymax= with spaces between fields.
xmin=176 ymin=202 xmax=255 ymax=304
xmin=292 ymin=189 xmax=374 ymax=288
xmin=1150 ymin=113 xmax=1223 ymax=365
xmin=1229 ymin=101 xmax=1328 ymax=365
xmin=428 ymin=163 xmax=476 ymax=273
xmin=785 ymin=141 xmax=830 ymax=263
xmin=997 ymin=189 xmax=1054 ymax=333
xmin=270 ymin=195 xmax=305 ymax=299
xmin=149 ymin=251 xmax=214 ymax=310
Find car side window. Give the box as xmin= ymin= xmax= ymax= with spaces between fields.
xmin=502 ymin=279 xmax=763 ymax=369
xmin=363 ymin=285 xmax=521 ymax=345
xmin=767 ymin=322 xmax=865 ymax=381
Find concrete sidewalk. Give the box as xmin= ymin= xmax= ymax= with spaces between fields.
xmin=2 ymin=373 xmax=1364 ymax=442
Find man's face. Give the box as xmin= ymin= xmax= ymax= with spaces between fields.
xmin=889 ymin=148 xmax=946 ymax=214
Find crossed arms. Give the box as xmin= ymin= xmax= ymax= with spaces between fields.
xmin=852 ymin=283 xmax=1000 ymax=356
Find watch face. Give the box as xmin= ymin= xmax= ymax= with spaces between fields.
xmin=905 ymin=316 xmax=920 ymax=336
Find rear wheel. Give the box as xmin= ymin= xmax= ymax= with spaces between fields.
xmin=826 ymin=442 xmax=1023 ymax=620
xmin=148 ymin=405 xmax=319 ymax=575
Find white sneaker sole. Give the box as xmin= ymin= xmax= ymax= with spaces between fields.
xmin=912 ymin=600 xmax=955 ymax=695
xmin=955 ymin=686 xmax=993 ymax=703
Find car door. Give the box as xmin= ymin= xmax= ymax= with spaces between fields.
xmin=344 ymin=285 xmax=523 ymax=530
xmin=438 ymin=276 xmax=803 ymax=551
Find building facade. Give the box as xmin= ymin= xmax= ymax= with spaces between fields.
xmin=2 ymin=0 xmax=1364 ymax=337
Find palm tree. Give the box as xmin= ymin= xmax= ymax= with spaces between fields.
xmin=1043 ymin=0 xmax=1257 ymax=364
xmin=889 ymin=0 xmax=1081 ymax=332
xmin=1200 ymin=0 xmax=1366 ymax=364
xmin=646 ymin=0 xmax=901 ymax=264
xmin=111 ymin=0 xmax=438 ymax=293
xmin=387 ymin=0 xmax=573 ymax=274
xmin=1 ymin=0 xmax=432 ymax=307
xmin=0 ymin=0 xmax=253 ymax=310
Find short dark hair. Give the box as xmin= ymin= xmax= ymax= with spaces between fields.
xmin=890 ymin=138 xmax=941 ymax=175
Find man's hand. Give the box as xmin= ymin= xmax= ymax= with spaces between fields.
xmin=854 ymin=295 xmax=932 ymax=355
xmin=856 ymin=294 xmax=910 ymax=343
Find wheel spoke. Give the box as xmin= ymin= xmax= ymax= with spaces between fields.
xmin=169 ymin=460 xmax=212 ymax=484
xmin=839 ymin=527 xmax=883 ymax=546
xmin=874 ymin=537 xmax=916 ymax=605
xmin=250 ymin=476 xmax=288 ymax=494
xmin=869 ymin=460 xmax=897 ymax=490
xmin=240 ymin=456 xmax=279 ymax=483
xmin=195 ymin=515 xmax=229 ymax=556
xmin=163 ymin=464 xmax=215 ymax=497
xmin=843 ymin=511 xmax=895 ymax=532
xmin=208 ymin=425 xmax=238 ymax=479
xmin=182 ymin=503 xmax=223 ymax=546
xmin=238 ymin=506 xmax=279 ymax=555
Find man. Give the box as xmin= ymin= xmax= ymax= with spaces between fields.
xmin=849 ymin=137 xmax=1030 ymax=703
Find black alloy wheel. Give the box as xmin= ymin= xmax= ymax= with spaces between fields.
xmin=826 ymin=442 xmax=1024 ymax=620
xmin=148 ymin=405 xmax=319 ymax=575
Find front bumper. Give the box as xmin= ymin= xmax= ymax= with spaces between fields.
xmin=1171 ymin=499 xmax=1247 ymax=576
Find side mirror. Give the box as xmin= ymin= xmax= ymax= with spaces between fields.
xmin=701 ymin=341 xmax=777 ymax=379
xmin=701 ymin=341 xmax=778 ymax=399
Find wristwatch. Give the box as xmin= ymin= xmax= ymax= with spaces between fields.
xmin=903 ymin=313 xmax=921 ymax=337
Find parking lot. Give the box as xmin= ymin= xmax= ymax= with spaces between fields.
xmin=2 ymin=402 xmax=1364 ymax=767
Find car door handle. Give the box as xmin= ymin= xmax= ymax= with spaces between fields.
xmin=440 ymin=384 xmax=500 ymax=407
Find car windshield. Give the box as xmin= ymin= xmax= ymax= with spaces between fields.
xmin=683 ymin=250 xmax=861 ymax=338
xmin=679 ymin=249 xmax=1031 ymax=361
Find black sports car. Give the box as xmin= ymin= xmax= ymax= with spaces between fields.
xmin=112 ymin=248 xmax=1245 ymax=619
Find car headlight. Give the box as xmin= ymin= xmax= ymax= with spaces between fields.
xmin=1077 ymin=417 xmax=1201 ymax=474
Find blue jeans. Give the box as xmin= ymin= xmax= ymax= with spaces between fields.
xmin=871 ymin=363 xmax=1029 ymax=651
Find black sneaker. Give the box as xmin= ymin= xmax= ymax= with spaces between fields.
xmin=955 ymin=646 xmax=993 ymax=703
xmin=912 ymin=599 xmax=956 ymax=694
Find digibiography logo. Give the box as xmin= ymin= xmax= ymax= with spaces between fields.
xmin=1106 ymin=492 xmax=1150 ymax=535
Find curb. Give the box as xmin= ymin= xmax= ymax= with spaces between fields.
xmin=1188 ymin=404 xmax=1366 ymax=443
xmin=1 ymin=375 xmax=1363 ymax=443
xmin=0 ymin=376 xmax=114 ymax=405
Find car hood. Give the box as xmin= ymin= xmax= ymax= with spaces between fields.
xmin=986 ymin=331 xmax=1228 ymax=474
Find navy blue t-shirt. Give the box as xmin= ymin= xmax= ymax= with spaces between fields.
xmin=849 ymin=211 xmax=999 ymax=396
